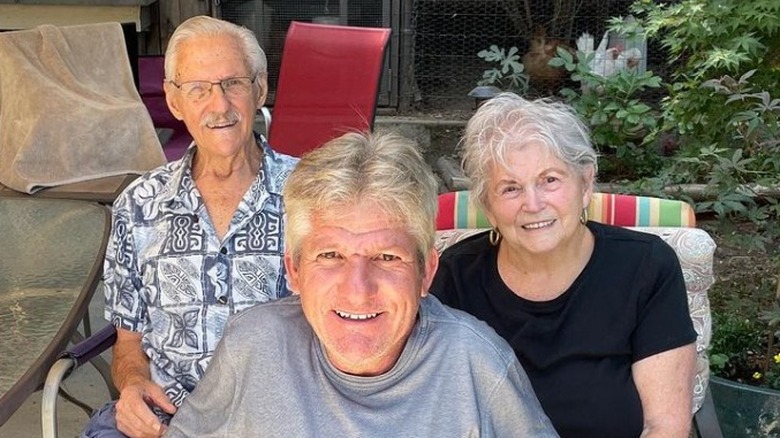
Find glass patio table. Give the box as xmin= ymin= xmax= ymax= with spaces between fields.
xmin=0 ymin=197 xmax=110 ymax=426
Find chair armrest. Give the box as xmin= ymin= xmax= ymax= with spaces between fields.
xmin=260 ymin=106 xmax=272 ymax=138
xmin=693 ymin=386 xmax=724 ymax=438
xmin=60 ymin=324 xmax=117 ymax=368
xmin=41 ymin=325 xmax=118 ymax=438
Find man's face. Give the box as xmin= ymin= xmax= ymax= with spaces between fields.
xmin=285 ymin=200 xmax=438 ymax=376
xmin=164 ymin=34 xmax=266 ymax=157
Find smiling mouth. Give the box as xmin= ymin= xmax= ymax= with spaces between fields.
xmin=334 ymin=310 xmax=380 ymax=321
xmin=522 ymin=219 xmax=556 ymax=230
xmin=208 ymin=120 xmax=237 ymax=129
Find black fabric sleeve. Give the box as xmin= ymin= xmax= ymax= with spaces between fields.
xmin=630 ymin=238 xmax=697 ymax=362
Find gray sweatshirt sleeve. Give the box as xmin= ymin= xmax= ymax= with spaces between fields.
xmin=164 ymin=335 xmax=237 ymax=438
xmin=485 ymin=360 xmax=560 ymax=437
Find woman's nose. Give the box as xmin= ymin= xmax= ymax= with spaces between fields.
xmin=521 ymin=186 xmax=545 ymax=212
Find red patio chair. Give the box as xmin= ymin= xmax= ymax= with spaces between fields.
xmin=265 ymin=21 xmax=391 ymax=157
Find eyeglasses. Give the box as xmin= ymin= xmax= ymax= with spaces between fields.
xmin=169 ymin=76 xmax=256 ymax=103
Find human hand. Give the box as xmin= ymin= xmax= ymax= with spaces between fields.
xmin=115 ymin=379 xmax=176 ymax=438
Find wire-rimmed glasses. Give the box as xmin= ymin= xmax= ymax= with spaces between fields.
xmin=169 ymin=76 xmax=256 ymax=103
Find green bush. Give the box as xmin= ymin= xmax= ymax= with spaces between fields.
xmin=710 ymin=312 xmax=764 ymax=383
xmin=630 ymin=0 xmax=780 ymax=223
xmin=550 ymin=47 xmax=664 ymax=180
xmin=633 ymin=0 xmax=779 ymax=142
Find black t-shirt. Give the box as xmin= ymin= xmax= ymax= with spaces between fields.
xmin=430 ymin=222 xmax=697 ymax=438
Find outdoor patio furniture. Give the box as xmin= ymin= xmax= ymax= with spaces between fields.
xmin=262 ymin=21 xmax=391 ymax=157
xmin=0 ymin=197 xmax=110 ymax=427
xmin=0 ymin=22 xmax=166 ymax=202
xmin=433 ymin=190 xmax=722 ymax=437
xmin=0 ymin=174 xmax=140 ymax=205
xmin=41 ymin=323 xmax=118 ymax=438
xmin=709 ymin=375 xmax=780 ymax=437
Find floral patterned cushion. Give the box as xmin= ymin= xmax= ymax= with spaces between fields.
xmin=433 ymin=226 xmax=716 ymax=413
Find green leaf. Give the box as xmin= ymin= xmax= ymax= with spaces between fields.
xmin=548 ymin=57 xmax=566 ymax=68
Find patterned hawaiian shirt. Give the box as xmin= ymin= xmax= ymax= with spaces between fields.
xmin=104 ymin=135 xmax=298 ymax=407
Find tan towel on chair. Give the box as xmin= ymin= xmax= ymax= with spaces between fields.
xmin=0 ymin=22 xmax=166 ymax=193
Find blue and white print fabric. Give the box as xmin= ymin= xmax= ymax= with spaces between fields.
xmin=104 ymin=135 xmax=298 ymax=406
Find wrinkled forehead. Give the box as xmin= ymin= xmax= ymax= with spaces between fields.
xmin=308 ymin=201 xmax=414 ymax=243
xmin=174 ymin=34 xmax=251 ymax=80
xmin=490 ymin=129 xmax=557 ymax=166
xmin=313 ymin=202 xmax=406 ymax=235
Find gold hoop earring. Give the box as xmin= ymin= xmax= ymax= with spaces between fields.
xmin=489 ymin=228 xmax=501 ymax=246
xmin=580 ymin=208 xmax=589 ymax=225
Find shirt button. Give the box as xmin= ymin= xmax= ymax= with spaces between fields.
xmin=220 ymin=247 xmax=227 ymax=255
xmin=217 ymin=296 xmax=228 ymax=305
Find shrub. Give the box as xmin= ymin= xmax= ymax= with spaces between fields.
xmin=633 ymin=0 xmax=779 ymax=143
xmin=630 ymin=0 xmax=780 ymax=223
xmin=550 ymin=47 xmax=664 ymax=180
xmin=710 ymin=312 xmax=764 ymax=383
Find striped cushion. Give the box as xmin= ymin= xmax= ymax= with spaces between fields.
xmin=435 ymin=191 xmax=696 ymax=230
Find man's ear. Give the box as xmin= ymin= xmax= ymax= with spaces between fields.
xmin=419 ymin=248 xmax=440 ymax=297
xmin=163 ymin=81 xmax=184 ymax=121
xmin=284 ymin=251 xmax=300 ymax=295
xmin=255 ymin=74 xmax=268 ymax=110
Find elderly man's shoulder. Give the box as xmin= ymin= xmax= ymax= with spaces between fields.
xmin=423 ymin=295 xmax=517 ymax=365
xmin=114 ymin=159 xmax=184 ymax=204
xmin=266 ymin=145 xmax=300 ymax=168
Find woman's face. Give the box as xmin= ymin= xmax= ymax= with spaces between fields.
xmin=484 ymin=141 xmax=593 ymax=256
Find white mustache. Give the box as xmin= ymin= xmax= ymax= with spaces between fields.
xmin=202 ymin=110 xmax=239 ymax=128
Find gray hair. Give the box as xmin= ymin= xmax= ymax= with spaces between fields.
xmin=283 ymin=131 xmax=439 ymax=270
xmin=460 ymin=92 xmax=598 ymax=210
xmin=164 ymin=15 xmax=267 ymax=81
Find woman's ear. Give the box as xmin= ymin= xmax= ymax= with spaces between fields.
xmin=479 ymin=195 xmax=498 ymax=230
xmin=581 ymin=165 xmax=596 ymax=208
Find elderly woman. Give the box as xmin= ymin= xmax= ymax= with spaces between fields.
xmin=430 ymin=93 xmax=696 ymax=437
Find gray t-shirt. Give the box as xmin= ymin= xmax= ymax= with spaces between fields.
xmin=165 ymin=295 xmax=558 ymax=437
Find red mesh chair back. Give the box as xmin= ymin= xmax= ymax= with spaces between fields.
xmin=268 ymin=22 xmax=391 ymax=157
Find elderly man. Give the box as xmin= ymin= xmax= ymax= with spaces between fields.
xmin=82 ymin=16 xmax=298 ymax=438
xmin=164 ymin=131 xmax=558 ymax=437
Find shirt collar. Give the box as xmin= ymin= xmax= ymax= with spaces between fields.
xmin=157 ymin=132 xmax=283 ymax=205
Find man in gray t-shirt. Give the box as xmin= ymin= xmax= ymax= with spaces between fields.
xmin=165 ymin=131 xmax=558 ymax=437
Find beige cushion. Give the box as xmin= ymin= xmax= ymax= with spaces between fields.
xmin=433 ymin=226 xmax=716 ymax=413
